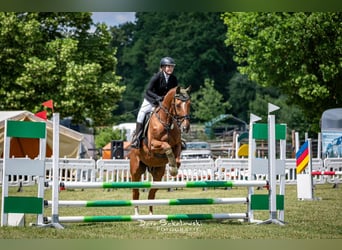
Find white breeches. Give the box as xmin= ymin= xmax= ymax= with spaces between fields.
xmin=137 ymin=98 xmax=153 ymax=123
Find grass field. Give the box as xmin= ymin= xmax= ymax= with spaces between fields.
xmin=0 ymin=183 xmax=341 ymax=239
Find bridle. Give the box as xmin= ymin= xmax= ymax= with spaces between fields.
xmin=172 ymin=93 xmax=191 ymax=127
xmin=155 ymin=92 xmax=190 ymax=130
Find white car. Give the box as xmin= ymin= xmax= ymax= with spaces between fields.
xmin=181 ymin=141 xmax=213 ymax=159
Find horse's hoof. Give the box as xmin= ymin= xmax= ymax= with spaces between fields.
xmin=169 ymin=168 xmax=178 ymax=177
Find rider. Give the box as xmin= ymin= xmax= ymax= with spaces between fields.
xmin=131 ymin=56 xmax=179 ymax=149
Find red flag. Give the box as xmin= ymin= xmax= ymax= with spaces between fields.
xmin=35 ymin=110 xmax=47 ymax=120
xmin=42 ymin=99 xmax=54 ymax=112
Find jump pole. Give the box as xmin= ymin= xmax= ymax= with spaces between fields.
xmin=54 ymin=180 xmax=268 ymax=189
xmin=45 ymin=213 xmax=248 ymax=223
xmin=46 ymin=180 xmax=264 ymax=224
xmin=46 ymin=197 xmax=248 ymax=207
xmin=311 ymin=171 xmax=342 ymax=176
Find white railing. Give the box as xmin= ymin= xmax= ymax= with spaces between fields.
xmin=169 ymin=158 xmax=215 ymax=181
xmin=96 ymin=159 xmax=131 ymax=182
xmin=45 ymin=158 xmax=96 ymax=183
xmin=0 ymin=158 xmax=37 ymax=186
xmin=215 ymin=158 xmax=249 ymax=181
xmin=1 ymin=157 xmax=342 ymax=186
xmin=323 ymin=158 xmax=342 ymax=184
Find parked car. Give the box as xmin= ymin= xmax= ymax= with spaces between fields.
xmin=181 ymin=141 xmax=213 ymax=159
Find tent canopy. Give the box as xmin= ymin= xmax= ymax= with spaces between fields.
xmin=0 ymin=111 xmax=84 ymax=158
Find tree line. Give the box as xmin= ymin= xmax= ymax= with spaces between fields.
xmin=1 ymin=12 xmax=341 ymax=138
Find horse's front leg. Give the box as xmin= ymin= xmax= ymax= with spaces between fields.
xmin=165 ymin=148 xmax=178 ymax=176
xmin=130 ymin=157 xmax=146 ymax=215
xmin=166 ymin=142 xmax=183 ymax=177
xmin=132 ymin=188 xmax=140 ymax=215
xmin=147 ymin=188 xmax=158 ymax=215
xmin=151 ymin=140 xmax=178 ymax=177
xmin=174 ymin=142 xmax=182 ymax=169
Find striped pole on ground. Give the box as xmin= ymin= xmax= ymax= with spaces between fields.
xmin=55 ymin=180 xmax=268 ymax=189
xmin=311 ymin=171 xmax=342 ymax=176
xmin=46 ymin=197 xmax=247 ymax=207
xmin=46 ymin=213 xmax=248 ymax=223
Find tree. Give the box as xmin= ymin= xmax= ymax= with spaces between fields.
xmin=0 ymin=12 xmax=125 ymax=126
xmin=227 ymin=72 xmax=257 ymax=122
xmin=115 ymin=12 xmax=237 ymax=121
xmin=249 ymin=93 xmax=310 ymax=135
xmin=222 ymin=12 xmax=342 ymax=132
xmin=95 ymin=127 xmax=122 ymax=148
xmin=191 ymin=79 xmax=231 ymax=122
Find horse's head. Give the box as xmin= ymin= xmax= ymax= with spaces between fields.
xmin=173 ymin=86 xmax=191 ymax=133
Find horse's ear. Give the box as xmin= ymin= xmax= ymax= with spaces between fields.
xmin=176 ymin=86 xmax=181 ymax=94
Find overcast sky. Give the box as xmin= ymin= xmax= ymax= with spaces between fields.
xmin=91 ymin=12 xmax=136 ymax=26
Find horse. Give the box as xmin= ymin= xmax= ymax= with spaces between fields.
xmin=129 ymin=86 xmax=191 ymax=215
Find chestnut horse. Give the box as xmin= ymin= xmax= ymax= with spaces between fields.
xmin=129 ymin=86 xmax=191 ymax=215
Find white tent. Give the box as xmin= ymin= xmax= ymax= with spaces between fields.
xmin=0 ymin=110 xmax=84 ymax=158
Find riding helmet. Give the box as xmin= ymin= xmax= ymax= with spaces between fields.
xmin=160 ymin=57 xmax=176 ymax=67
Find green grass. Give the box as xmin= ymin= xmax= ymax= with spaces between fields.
xmin=0 ymin=183 xmax=341 ymax=239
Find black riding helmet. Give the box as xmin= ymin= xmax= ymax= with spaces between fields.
xmin=160 ymin=57 xmax=176 ymax=67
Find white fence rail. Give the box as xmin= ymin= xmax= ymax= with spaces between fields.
xmin=96 ymin=159 xmax=131 ymax=182
xmin=45 ymin=158 xmax=96 ymax=183
xmin=323 ymin=158 xmax=342 ymax=184
xmin=0 ymin=158 xmax=38 ymax=186
xmin=215 ymin=158 xmax=249 ymax=181
xmin=170 ymin=158 xmax=215 ymax=181
xmin=1 ymin=157 xmax=342 ymax=186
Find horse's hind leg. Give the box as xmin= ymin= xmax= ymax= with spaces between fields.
xmin=130 ymin=160 xmax=147 ymax=215
xmin=148 ymin=166 xmax=166 ymax=215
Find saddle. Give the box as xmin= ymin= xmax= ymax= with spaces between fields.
xmin=141 ymin=112 xmax=167 ymax=159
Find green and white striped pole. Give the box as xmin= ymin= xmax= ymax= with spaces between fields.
xmin=46 ymin=197 xmax=247 ymax=207
xmin=54 ymin=180 xmax=268 ymax=190
xmin=46 ymin=213 xmax=248 ymax=223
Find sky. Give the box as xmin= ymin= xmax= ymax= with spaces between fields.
xmin=91 ymin=12 xmax=136 ymax=27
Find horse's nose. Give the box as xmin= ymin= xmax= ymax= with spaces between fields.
xmin=181 ymin=118 xmax=190 ymax=133
xmin=181 ymin=124 xmax=190 ymax=133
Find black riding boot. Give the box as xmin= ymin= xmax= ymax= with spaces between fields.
xmin=131 ymin=122 xmax=143 ymax=149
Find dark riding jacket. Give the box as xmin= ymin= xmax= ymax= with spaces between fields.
xmin=144 ymin=71 xmax=178 ymax=105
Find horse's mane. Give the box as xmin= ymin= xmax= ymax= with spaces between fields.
xmin=163 ymin=86 xmax=190 ymax=104
xmin=163 ymin=87 xmax=177 ymax=104
xmin=163 ymin=87 xmax=177 ymax=101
